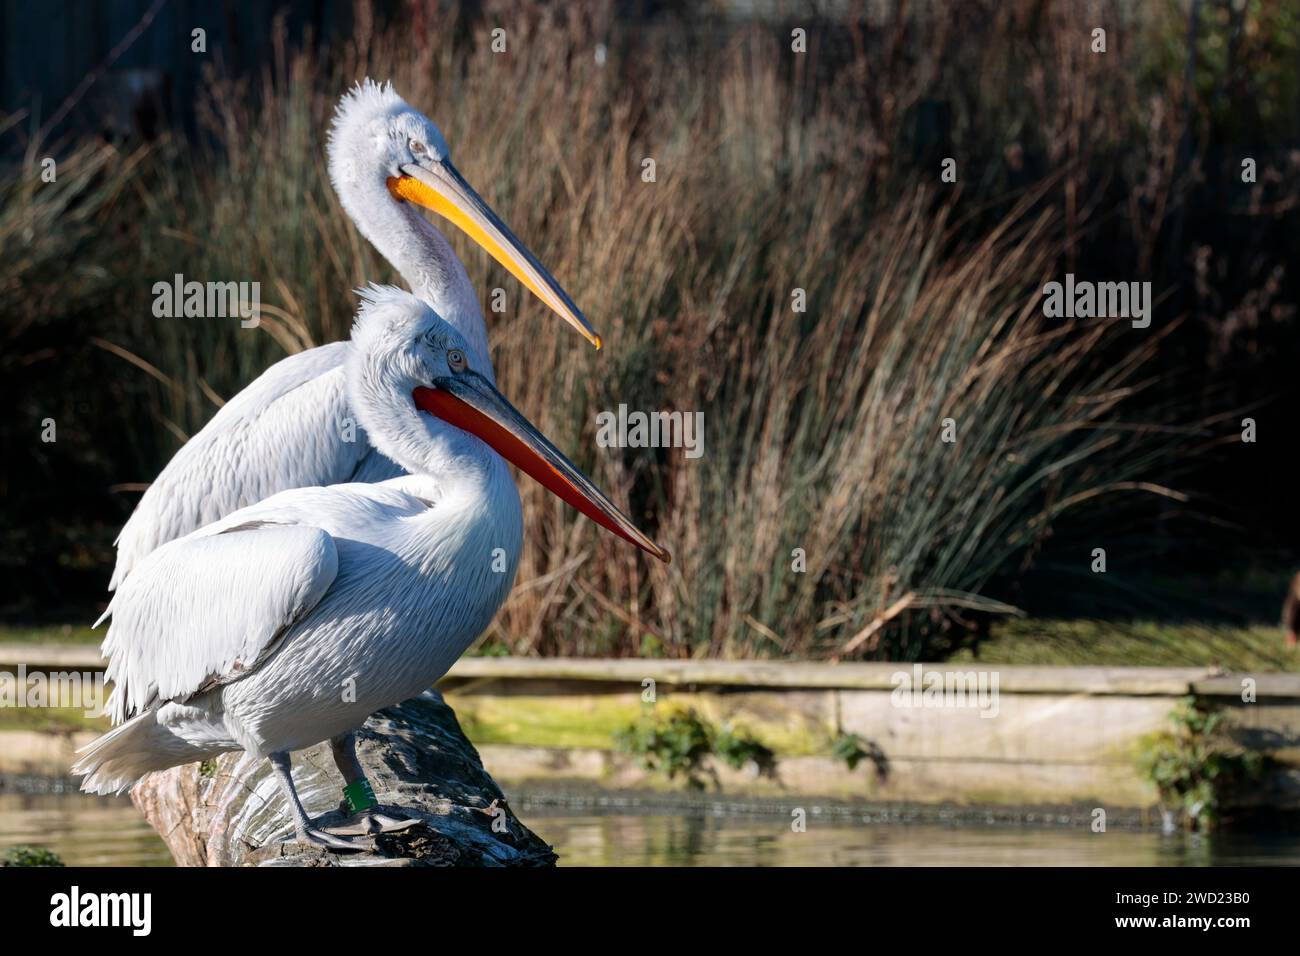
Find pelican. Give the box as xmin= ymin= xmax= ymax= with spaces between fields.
xmin=75 ymin=288 xmax=668 ymax=849
xmin=109 ymin=79 xmax=599 ymax=590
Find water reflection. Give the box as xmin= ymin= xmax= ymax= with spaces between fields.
xmin=3 ymin=790 xmax=1299 ymax=867
xmin=523 ymin=809 xmax=1300 ymax=867
xmin=0 ymin=792 xmax=170 ymax=867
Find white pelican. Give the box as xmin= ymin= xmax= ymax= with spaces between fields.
xmin=76 ymin=288 xmax=668 ymax=849
xmin=109 ymin=79 xmax=599 ymax=590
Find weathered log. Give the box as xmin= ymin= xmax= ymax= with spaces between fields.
xmin=131 ymin=690 xmax=556 ymax=867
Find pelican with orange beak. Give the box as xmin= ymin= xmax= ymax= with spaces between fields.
xmin=76 ymin=287 xmax=668 ymax=849
xmin=108 ymin=79 xmax=600 ymax=590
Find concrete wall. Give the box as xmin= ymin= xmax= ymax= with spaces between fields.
xmin=440 ymin=660 xmax=1300 ymax=810
xmin=3 ymin=646 xmax=1298 ymax=810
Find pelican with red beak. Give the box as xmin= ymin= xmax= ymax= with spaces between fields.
xmin=76 ymin=287 xmax=667 ymax=849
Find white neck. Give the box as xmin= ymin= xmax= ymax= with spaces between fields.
xmin=340 ymin=181 xmax=494 ymax=380
xmin=345 ymin=375 xmax=522 ymax=610
xmin=355 ymin=388 xmax=521 ymax=565
xmin=358 ymin=384 xmax=494 ymax=489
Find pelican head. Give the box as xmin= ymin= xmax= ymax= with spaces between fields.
xmin=347 ymin=286 xmax=667 ymax=562
xmin=328 ymin=80 xmax=600 ymax=351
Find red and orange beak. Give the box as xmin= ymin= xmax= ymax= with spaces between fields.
xmin=388 ymin=160 xmax=602 ymax=351
xmin=413 ymin=377 xmax=669 ymax=563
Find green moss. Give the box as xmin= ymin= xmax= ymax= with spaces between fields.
xmin=951 ymin=618 xmax=1292 ymax=671
xmin=0 ymin=706 xmax=107 ymax=734
xmin=0 ymin=624 xmax=101 ymax=645
xmin=445 ymin=693 xmax=645 ymax=749
xmin=445 ymin=691 xmax=832 ymax=757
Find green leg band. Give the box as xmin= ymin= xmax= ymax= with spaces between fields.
xmin=343 ymin=779 xmax=377 ymax=813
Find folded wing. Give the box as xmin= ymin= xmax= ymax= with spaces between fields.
xmin=109 ymin=343 xmax=402 ymax=589
xmin=100 ymin=523 xmax=339 ymax=724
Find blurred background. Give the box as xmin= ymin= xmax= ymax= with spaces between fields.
xmin=2 ymin=0 xmax=1298 ymax=667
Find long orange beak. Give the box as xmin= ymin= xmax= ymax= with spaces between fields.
xmin=388 ymin=160 xmax=601 ymax=350
xmin=413 ymin=378 xmax=669 ymax=563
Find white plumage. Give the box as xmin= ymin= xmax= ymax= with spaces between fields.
xmin=81 ymin=85 xmax=647 ymax=850
xmin=108 ymin=79 xmax=597 ymax=590
xmin=108 ymin=345 xmax=399 ymax=589
xmin=78 ymin=290 xmax=524 ymax=830
xmin=100 ymin=524 xmax=340 ymax=724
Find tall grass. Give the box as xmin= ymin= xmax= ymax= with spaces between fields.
xmin=10 ymin=0 xmax=1296 ymax=655
xmin=0 ymin=129 xmax=141 ymax=327
xmin=0 ymin=122 xmax=149 ymax=597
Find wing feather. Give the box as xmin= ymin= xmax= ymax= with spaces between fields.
xmin=110 ymin=343 xmax=401 ymax=588
xmin=101 ymin=524 xmax=339 ymax=723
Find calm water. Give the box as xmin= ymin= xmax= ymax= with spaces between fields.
xmin=3 ymin=791 xmax=1299 ymax=866
xmin=0 ymin=792 xmax=171 ymax=867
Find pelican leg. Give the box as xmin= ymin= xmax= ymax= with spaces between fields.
xmin=268 ymin=751 xmax=363 ymax=852
xmin=323 ymin=732 xmax=421 ymax=836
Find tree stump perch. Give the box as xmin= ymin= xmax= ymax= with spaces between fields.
xmin=131 ymin=690 xmax=556 ymax=867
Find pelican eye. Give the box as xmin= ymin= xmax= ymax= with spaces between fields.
xmin=409 ymin=138 xmax=427 ymax=155
xmin=447 ymin=349 xmax=468 ymax=372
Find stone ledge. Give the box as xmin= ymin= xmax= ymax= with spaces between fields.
xmin=5 ymin=646 xmax=1300 ymax=698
